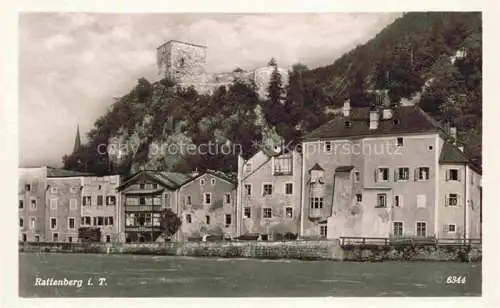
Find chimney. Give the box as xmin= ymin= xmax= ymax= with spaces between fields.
xmin=450 ymin=127 xmax=457 ymax=143
xmin=369 ymin=108 xmax=380 ymax=130
xmin=190 ymin=168 xmax=200 ymax=178
xmin=343 ymin=99 xmax=351 ymax=117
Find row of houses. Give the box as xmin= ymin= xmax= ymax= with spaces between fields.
xmin=19 ymin=102 xmax=482 ymax=243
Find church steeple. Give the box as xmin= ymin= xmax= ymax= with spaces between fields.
xmin=73 ymin=124 xmax=81 ymax=153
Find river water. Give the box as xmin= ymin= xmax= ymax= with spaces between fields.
xmin=19 ymin=253 xmax=481 ymax=297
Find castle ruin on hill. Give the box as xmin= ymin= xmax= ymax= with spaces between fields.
xmin=156 ymin=40 xmax=289 ymax=98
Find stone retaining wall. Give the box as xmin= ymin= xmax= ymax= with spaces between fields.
xmin=19 ymin=241 xmax=481 ymax=262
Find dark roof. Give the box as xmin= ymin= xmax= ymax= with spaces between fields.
xmin=439 ymin=141 xmax=469 ymax=164
xmin=335 ymin=166 xmax=354 ymax=172
xmin=46 ymin=167 xmax=95 ymax=178
xmin=179 ymin=170 xmax=237 ymax=187
xmin=303 ymin=105 xmax=443 ymax=140
xmin=309 ymin=163 xmax=324 ymax=172
xmin=117 ymin=170 xmax=193 ymax=191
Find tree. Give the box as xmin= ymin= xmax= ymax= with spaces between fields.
xmin=160 ymin=208 xmax=182 ymax=239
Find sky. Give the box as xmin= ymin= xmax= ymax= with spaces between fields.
xmin=19 ymin=12 xmax=401 ymax=167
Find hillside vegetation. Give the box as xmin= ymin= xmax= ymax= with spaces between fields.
xmin=63 ymin=12 xmax=482 ymax=175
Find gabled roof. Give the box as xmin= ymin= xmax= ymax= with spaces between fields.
xmin=439 ymin=141 xmax=469 ymax=164
xmin=309 ymin=163 xmax=324 ymax=172
xmin=179 ymin=170 xmax=236 ymax=188
xmin=303 ymin=105 xmax=443 ymax=141
xmin=117 ymin=170 xmax=192 ymax=191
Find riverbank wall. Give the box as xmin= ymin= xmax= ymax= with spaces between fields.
xmin=18 ymin=241 xmax=481 ymax=262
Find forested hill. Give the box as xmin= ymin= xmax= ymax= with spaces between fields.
xmin=63 ymin=12 xmax=482 ymax=176
xmin=297 ymin=12 xmax=482 ymax=165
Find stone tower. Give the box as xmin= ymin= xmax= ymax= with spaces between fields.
xmin=156 ymin=40 xmax=208 ymax=85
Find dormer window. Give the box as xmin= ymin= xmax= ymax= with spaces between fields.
xmin=344 ymin=121 xmax=352 ymax=128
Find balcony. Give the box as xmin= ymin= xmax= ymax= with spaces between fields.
xmin=125 ymin=204 xmax=164 ymax=212
xmin=125 ymin=225 xmax=163 ymax=232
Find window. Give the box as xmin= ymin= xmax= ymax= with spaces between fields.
xmin=204 ymin=193 xmax=212 ymax=205
xmin=263 ymin=208 xmax=272 ymax=218
xmin=164 ymin=194 xmax=171 ymax=207
xmin=225 ymin=214 xmax=232 ymax=226
xmin=396 ymin=137 xmax=403 ymax=147
xmin=417 ymin=167 xmax=430 ymax=181
xmin=106 ymin=235 xmax=111 ymax=243
xmin=320 ymin=225 xmax=327 ymax=239
xmin=447 ymin=169 xmax=460 ymax=181
xmin=105 ymin=217 xmax=114 ymax=226
xmin=428 ymin=145 xmax=434 ymax=151
xmin=97 ymin=217 xmax=104 ymax=226
xmin=354 ymin=171 xmax=360 ymax=183
xmin=139 ymin=197 xmax=146 ymax=205
xmin=82 ymin=196 xmax=91 ymax=206
xmin=97 ymin=195 xmax=103 ymax=206
xmin=152 ymin=183 xmax=158 ymax=189
xmin=19 ymin=200 xmax=24 ymax=209
xmin=22 ymin=233 xmax=27 ymax=242
xmin=285 ymin=183 xmax=293 ymax=195
xmin=50 ymin=199 xmax=57 ymax=210
xmin=31 ymin=199 xmax=37 ymax=210
xmin=51 ymin=186 xmax=57 ymax=194
xmin=200 ymin=179 xmax=205 ymax=185
xmin=34 ymin=235 xmax=40 ymax=242
xmin=211 ymin=178 xmax=216 ymax=185
xmin=376 ymin=168 xmax=389 ymax=182
xmin=417 ymin=194 xmax=427 ymax=208
xmin=274 ymin=156 xmax=293 ymax=175
xmin=70 ymin=199 xmax=77 ymax=210
xmin=244 ymin=184 xmax=252 ymax=196
xmin=68 ymin=236 xmax=73 ymax=243
xmin=50 ymin=218 xmax=57 ymax=230
xmin=30 ymin=217 xmax=36 ymax=229
xmin=186 ymin=195 xmax=192 ymax=205
xmin=139 ymin=183 xmax=145 ymax=189
xmin=376 ymin=193 xmax=387 ymax=208
xmin=244 ymin=163 xmax=252 ymax=174
xmin=394 ymin=195 xmax=402 ymax=207
xmin=416 ymin=222 xmax=427 ymax=237
xmin=97 ymin=185 xmax=102 ymax=190
xmin=325 ymin=141 xmax=332 ymax=152
xmin=19 ymin=218 xmax=23 ymax=228
xmin=81 ymin=216 xmax=91 ymax=226
xmin=25 ymin=184 xmax=31 ymax=192
xmin=285 ymin=207 xmax=293 ymax=218
xmin=186 ymin=214 xmax=192 ymax=224
xmin=263 ymin=184 xmax=273 ymax=196
xmin=446 ymin=224 xmax=457 ymax=233
xmin=397 ymin=167 xmax=409 ymax=181
xmin=225 ymin=193 xmax=231 ymax=204
xmin=310 ymin=197 xmax=324 ymax=209
xmin=244 ymin=207 xmax=251 ymax=219
xmin=448 ymin=194 xmax=458 ymax=206
xmin=106 ymin=196 xmax=116 ymax=206
xmin=68 ymin=218 xmax=75 ymax=230
xmin=53 ymin=233 xmax=59 ymax=242
xmin=356 ymin=194 xmax=362 ymax=203
xmin=393 ymin=222 xmax=403 ymax=237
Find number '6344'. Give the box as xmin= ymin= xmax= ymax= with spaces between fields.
xmin=446 ymin=276 xmax=466 ymax=284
